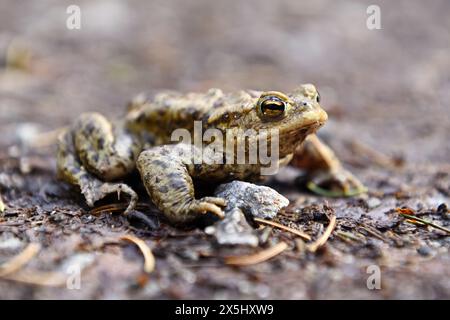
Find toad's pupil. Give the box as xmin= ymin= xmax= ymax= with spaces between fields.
xmin=261 ymin=99 xmax=285 ymax=116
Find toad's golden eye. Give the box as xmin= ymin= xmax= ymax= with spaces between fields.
xmin=258 ymin=96 xmax=287 ymax=120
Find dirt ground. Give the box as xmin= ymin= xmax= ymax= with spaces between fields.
xmin=0 ymin=0 xmax=449 ymax=299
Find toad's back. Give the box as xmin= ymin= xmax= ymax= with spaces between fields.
xmin=124 ymin=88 xmax=258 ymax=145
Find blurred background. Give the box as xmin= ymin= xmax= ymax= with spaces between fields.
xmin=0 ymin=0 xmax=449 ymax=300
xmin=0 ymin=0 xmax=449 ymax=164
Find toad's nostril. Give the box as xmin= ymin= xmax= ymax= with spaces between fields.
xmin=300 ymin=101 xmax=315 ymax=110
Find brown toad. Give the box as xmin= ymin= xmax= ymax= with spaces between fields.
xmin=57 ymin=85 xmax=365 ymax=224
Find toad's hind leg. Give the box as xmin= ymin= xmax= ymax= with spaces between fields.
xmin=57 ymin=112 xmax=141 ymax=213
xmin=136 ymin=144 xmax=226 ymax=225
xmin=73 ymin=112 xmax=141 ymax=180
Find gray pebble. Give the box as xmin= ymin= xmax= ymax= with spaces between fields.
xmin=206 ymin=181 xmax=289 ymax=246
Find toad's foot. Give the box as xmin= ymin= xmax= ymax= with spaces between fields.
xmin=292 ymin=134 xmax=366 ymax=197
xmin=306 ymin=168 xmax=367 ymax=197
xmin=137 ymin=144 xmax=228 ymax=225
xmin=81 ymin=179 xmax=138 ymax=214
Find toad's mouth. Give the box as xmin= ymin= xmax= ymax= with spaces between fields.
xmin=283 ymin=118 xmax=327 ymax=138
xmin=301 ymin=108 xmax=328 ymax=127
xmin=260 ymin=117 xmax=326 ymax=143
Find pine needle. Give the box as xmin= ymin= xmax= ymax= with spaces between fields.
xmin=336 ymin=230 xmax=364 ymax=242
xmin=397 ymin=211 xmax=450 ymax=234
xmin=307 ymin=215 xmax=337 ymax=252
xmin=253 ymin=217 xmax=311 ymax=241
xmin=0 ymin=194 xmax=4 ymax=213
xmin=91 ymin=203 xmax=153 ymax=215
xmin=0 ymin=243 xmax=41 ymax=277
xmin=120 ymin=234 xmax=155 ymax=273
xmin=2 ymin=270 xmax=67 ymax=287
xmin=359 ymin=225 xmax=386 ymax=241
xmin=225 ymin=241 xmax=288 ymax=266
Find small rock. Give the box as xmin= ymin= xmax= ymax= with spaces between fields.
xmin=367 ymin=197 xmax=381 ymax=209
xmin=0 ymin=235 xmax=23 ymax=251
xmin=417 ymin=246 xmax=433 ymax=257
xmin=207 ymin=181 xmax=289 ymax=246
xmin=81 ymin=214 xmax=95 ymax=223
xmin=214 ymin=181 xmax=289 ymax=219
xmin=49 ymin=212 xmax=67 ymax=223
xmin=205 ymin=208 xmax=259 ymax=247
xmin=15 ymin=122 xmax=43 ymax=147
xmin=437 ymin=203 xmax=449 ymax=220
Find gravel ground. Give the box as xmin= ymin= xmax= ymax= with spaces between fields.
xmin=0 ymin=0 xmax=449 ymax=299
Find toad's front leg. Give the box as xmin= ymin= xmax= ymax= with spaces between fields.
xmin=136 ymin=144 xmax=226 ymax=225
xmin=291 ymin=134 xmax=366 ymax=197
